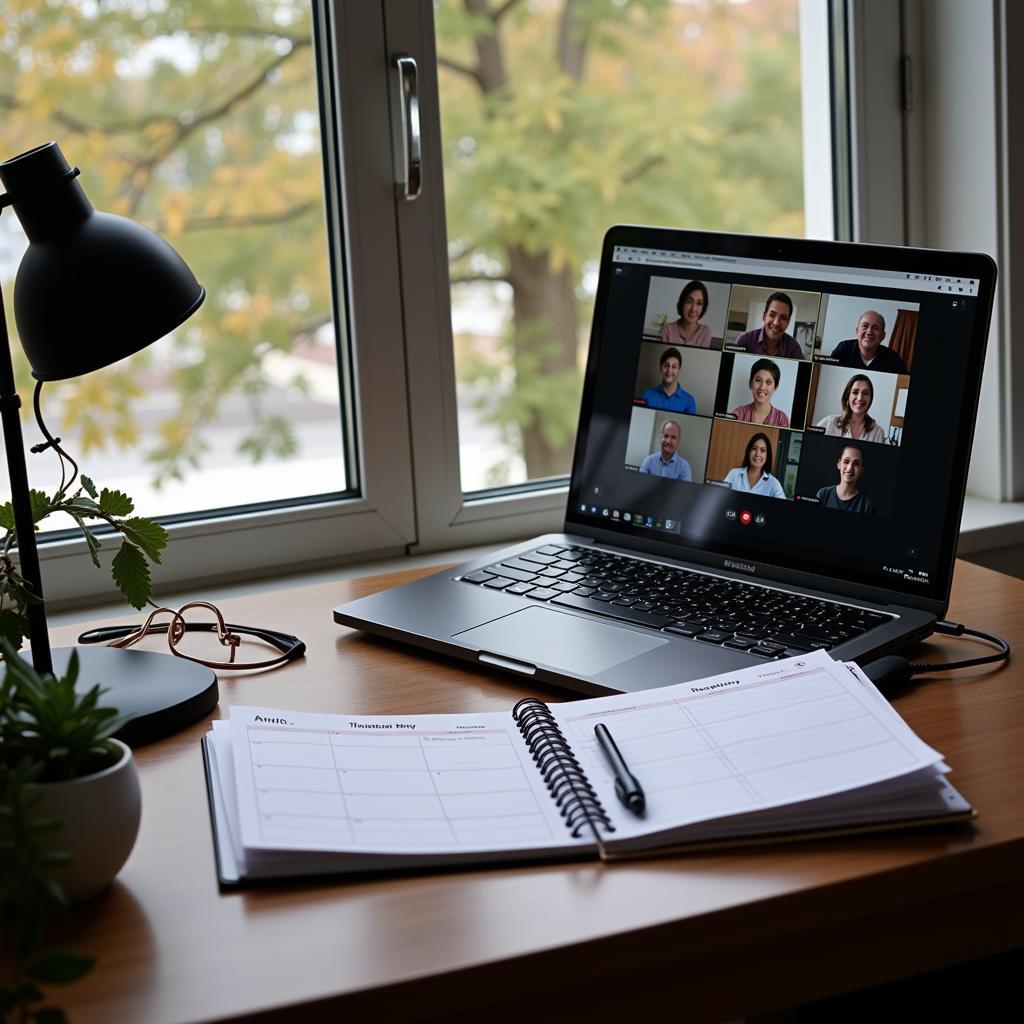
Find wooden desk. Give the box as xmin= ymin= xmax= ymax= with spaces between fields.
xmin=33 ymin=561 xmax=1024 ymax=1022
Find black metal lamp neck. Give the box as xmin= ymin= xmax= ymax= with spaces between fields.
xmin=0 ymin=142 xmax=93 ymax=242
xmin=0 ymin=282 xmax=52 ymax=674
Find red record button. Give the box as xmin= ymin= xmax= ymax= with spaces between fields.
xmin=739 ymin=510 xmax=753 ymax=525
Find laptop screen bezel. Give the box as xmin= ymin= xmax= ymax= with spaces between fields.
xmin=563 ymin=224 xmax=997 ymax=614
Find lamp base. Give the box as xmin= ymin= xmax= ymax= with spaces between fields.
xmin=38 ymin=646 xmax=219 ymax=747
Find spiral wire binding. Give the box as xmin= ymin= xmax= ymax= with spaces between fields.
xmin=512 ymin=697 xmax=614 ymax=859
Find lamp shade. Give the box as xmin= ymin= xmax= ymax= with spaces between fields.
xmin=0 ymin=141 xmax=204 ymax=381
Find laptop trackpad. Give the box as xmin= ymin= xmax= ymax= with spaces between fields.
xmin=453 ymin=606 xmax=668 ymax=676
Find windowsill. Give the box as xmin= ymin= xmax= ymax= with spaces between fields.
xmin=958 ymin=496 xmax=1024 ymax=554
xmin=48 ymin=544 xmax=499 ymax=630
xmin=47 ymin=495 xmax=1023 ymax=628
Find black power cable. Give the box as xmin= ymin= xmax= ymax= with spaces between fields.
xmin=862 ymin=620 xmax=1010 ymax=696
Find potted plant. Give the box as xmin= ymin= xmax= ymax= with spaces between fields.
xmin=1 ymin=640 xmax=139 ymax=1022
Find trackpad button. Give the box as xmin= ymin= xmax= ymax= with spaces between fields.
xmin=453 ymin=607 xmax=667 ymax=676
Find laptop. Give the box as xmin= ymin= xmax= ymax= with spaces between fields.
xmin=334 ymin=225 xmax=996 ymax=697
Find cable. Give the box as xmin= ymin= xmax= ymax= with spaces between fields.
xmin=861 ymin=619 xmax=1010 ymax=695
xmin=909 ymin=620 xmax=1011 ymax=674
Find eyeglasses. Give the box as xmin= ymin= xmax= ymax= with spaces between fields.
xmin=77 ymin=601 xmax=305 ymax=671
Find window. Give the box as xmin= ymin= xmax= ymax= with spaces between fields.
xmin=1 ymin=2 xmax=349 ymax=523
xmin=384 ymin=0 xmax=852 ymax=550
xmin=1 ymin=2 xmax=416 ymax=600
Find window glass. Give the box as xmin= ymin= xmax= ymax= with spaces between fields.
xmin=436 ymin=0 xmax=809 ymax=492
xmin=0 ymin=1 xmax=348 ymax=529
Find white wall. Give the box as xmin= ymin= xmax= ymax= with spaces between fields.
xmin=913 ymin=1 xmax=1010 ymax=499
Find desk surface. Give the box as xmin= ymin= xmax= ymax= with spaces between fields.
xmin=31 ymin=560 xmax=1024 ymax=1023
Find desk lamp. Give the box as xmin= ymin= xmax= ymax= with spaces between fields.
xmin=0 ymin=142 xmax=217 ymax=745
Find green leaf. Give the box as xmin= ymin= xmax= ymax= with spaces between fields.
xmin=29 ymin=490 xmax=51 ymax=524
xmin=111 ymin=541 xmax=152 ymax=609
xmin=0 ymin=608 xmax=30 ymax=647
xmin=80 ymin=475 xmax=98 ymax=498
xmin=0 ymin=491 xmax=52 ymax=532
xmin=118 ymin=518 xmax=168 ymax=564
xmin=98 ymin=488 xmax=133 ymax=517
xmin=64 ymin=497 xmax=101 ymax=516
xmin=62 ymin=512 xmax=101 ymax=569
xmin=26 ymin=950 xmax=95 ymax=986
xmin=0 ymin=571 xmax=41 ymax=608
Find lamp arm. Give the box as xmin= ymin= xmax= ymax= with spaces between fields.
xmin=0 ymin=281 xmax=53 ymax=674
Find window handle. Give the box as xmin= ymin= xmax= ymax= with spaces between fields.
xmin=391 ymin=54 xmax=421 ymax=201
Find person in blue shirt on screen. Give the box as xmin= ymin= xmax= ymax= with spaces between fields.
xmin=639 ymin=420 xmax=692 ymax=480
xmin=723 ymin=432 xmax=786 ymax=498
xmin=641 ymin=347 xmax=697 ymax=413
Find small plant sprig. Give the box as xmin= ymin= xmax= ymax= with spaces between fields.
xmin=0 ymin=472 xmax=168 ymax=650
xmin=1 ymin=641 xmax=132 ymax=1023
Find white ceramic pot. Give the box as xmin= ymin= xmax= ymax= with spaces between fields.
xmin=27 ymin=738 xmax=142 ymax=902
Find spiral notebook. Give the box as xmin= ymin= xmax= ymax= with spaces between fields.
xmin=201 ymin=651 xmax=973 ymax=887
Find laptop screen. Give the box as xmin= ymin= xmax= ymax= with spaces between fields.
xmin=566 ymin=227 xmax=996 ymax=606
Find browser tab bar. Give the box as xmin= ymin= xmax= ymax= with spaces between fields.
xmin=611 ymin=245 xmax=981 ymax=296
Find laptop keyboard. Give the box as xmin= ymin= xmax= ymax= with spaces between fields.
xmin=459 ymin=544 xmax=893 ymax=658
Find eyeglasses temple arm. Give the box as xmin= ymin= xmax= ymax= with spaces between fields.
xmin=78 ymin=625 xmax=143 ymax=644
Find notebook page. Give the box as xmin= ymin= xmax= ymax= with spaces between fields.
xmin=228 ymin=706 xmax=587 ymax=856
xmin=549 ymin=649 xmax=946 ymax=844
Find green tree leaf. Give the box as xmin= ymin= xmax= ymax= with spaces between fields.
xmin=79 ymin=475 xmax=98 ymax=499
xmin=98 ymin=489 xmax=134 ymax=517
xmin=111 ymin=542 xmax=152 ymax=609
xmin=25 ymin=950 xmax=95 ymax=985
xmin=118 ymin=518 xmax=168 ymax=564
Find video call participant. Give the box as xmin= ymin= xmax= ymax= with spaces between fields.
xmin=639 ymin=420 xmax=692 ymax=480
xmin=829 ymin=310 xmax=908 ymax=373
xmin=815 ymin=445 xmax=875 ymax=514
xmin=816 ymin=374 xmax=887 ymax=443
xmin=723 ymin=432 xmax=786 ymax=498
xmin=641 ymin=347 xmax=697 ymax=413
xmin=731 ymin=358 xmax=790 ymax=427
xmin=660 ymin=281 xmax=712 ymax=347
xmin=735 ymin=292 xmax=804 ymax=359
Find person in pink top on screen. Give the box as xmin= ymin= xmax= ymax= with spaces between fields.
xmin=731 ymin=358 xmax=790 ymax=427
xmin=660 ymin=281 xmax=713 ymax=347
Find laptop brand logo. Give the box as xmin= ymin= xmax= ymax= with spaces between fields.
xmin=724 ymin=559 xmax=757 ymax=574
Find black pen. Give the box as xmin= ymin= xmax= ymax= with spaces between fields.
xmin=594 ymin=722 xmax=645 ymax=816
